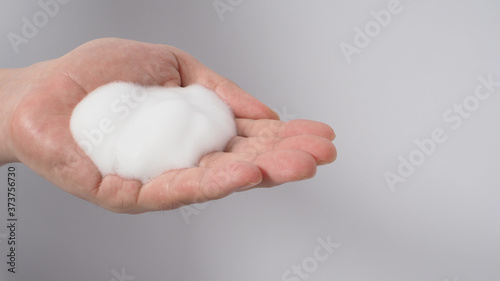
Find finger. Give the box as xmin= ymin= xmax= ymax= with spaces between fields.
xmin=225 ymin=134 xmax=337 ymax=165
xmin=253 ymin=150 xmax=318 ymax=187
xmin=236 ymin=119 xmax=336 ymax=140
xmin=199 ymin=148 xmax=317 ymax=187
xmin=169 ymin=46 xmax=279 ymax=120
xmin=134 ymin=161 xmax=262 ymax=212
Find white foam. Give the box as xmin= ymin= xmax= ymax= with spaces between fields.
xmin=70 ymin=82 xmax=236 ymax=183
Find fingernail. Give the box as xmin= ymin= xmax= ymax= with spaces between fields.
xmin=269 ymin=108 xmax=280 ymax=120
xmin=236 ymin=181 xmax=260 ymax=192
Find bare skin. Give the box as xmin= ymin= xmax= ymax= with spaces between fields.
xmin=0 ymin=38 xmax=336 ymax=213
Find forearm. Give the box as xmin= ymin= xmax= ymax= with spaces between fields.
xmin=0 ymin=68 xmax=21 ymax=166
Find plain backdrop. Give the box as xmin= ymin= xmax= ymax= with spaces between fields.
xmin=1 ymin=1 xmax=500 ymax=280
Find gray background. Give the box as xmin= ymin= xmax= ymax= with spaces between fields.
xmin=1 ymin=0 xmax=500 ymax=280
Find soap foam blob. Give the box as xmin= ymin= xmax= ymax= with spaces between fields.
xmin=70 ymin=82 xmax=236 ymax=183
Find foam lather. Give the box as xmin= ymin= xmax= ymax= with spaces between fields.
xmin=70 ymin=82 xmax=236 ymax=183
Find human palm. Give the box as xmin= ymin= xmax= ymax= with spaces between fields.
xmin=7 ymin=38 xmax=336 ymax=213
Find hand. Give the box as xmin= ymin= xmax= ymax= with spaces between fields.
xmin=1 ymin=38 xmax=336 ymax=213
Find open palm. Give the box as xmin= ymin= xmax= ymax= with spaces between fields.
xmin=7 ymin=38 xmax=336 ymax=213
